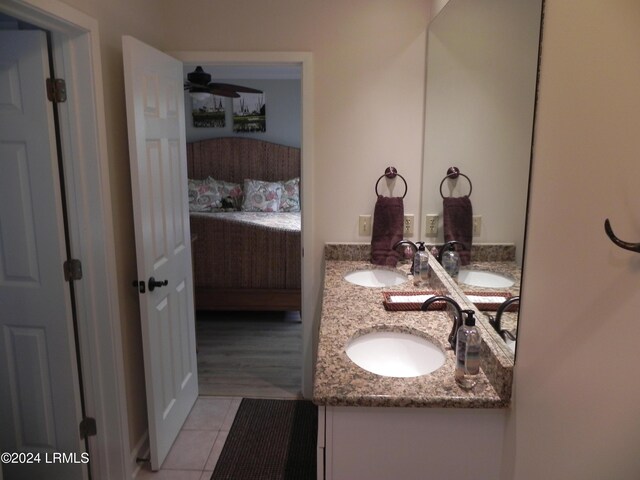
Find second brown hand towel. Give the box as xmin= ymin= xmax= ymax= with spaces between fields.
xmin=443 ymin=195 xmax=473 ymax=265
xmin=370 ymin=195 xmax=404 ymax=266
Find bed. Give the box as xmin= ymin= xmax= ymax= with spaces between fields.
xmin=187 ymin=137 xmax=301 ymax=311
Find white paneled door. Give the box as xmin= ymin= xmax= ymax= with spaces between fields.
xmin=0 ymin=31 xmax=86 ymax=479
xmin=122 ymin=36 xmax=198 ymax=470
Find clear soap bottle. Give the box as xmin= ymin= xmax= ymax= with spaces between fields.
xmin=455 ymin=310 xmax=481 ymax=390
xmin=441 ymin=249 xmax=460 ymax=282
xmin=413 ymin=242 xmax=430 ymax=287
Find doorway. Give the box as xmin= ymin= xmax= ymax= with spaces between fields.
xmin=182 ymin=62 xmax=304 ymax=399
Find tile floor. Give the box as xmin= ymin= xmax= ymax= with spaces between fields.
xmin=136 ymin=396 xmax=242 ymax=479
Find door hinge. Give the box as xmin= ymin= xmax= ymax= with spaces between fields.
xmin=63 ymin=259 xmax=83 ymax=281
xmin=46 ymin=78 xmax=67 ymax=103
xmin=79 ymin=417 xmax=97 ymax=439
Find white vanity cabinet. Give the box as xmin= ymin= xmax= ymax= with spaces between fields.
xmin=317 ymin=405 xmax=507 ymax=480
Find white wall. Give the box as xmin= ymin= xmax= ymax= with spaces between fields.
xmin=506 ymin=1 xmax=640 ymax=478
xmin=422 ymin=0 xmax=541 ymax=265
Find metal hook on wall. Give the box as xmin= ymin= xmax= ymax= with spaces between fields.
xmin=604 ymin=218 xmax=640 ymax=253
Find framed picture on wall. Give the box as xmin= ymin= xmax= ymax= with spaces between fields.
xmin=192 ymin=94 xmax=226 ymax=128
xmin=233 ymin=92 xmax=266 ymax=132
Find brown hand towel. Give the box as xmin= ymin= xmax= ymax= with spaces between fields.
xmin=443 ymin=195 xmax=473 ymax=265
xmin=370 ymin=195 xmax=404 ymax=266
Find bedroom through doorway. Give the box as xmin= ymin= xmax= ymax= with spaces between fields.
xmin=182 ymin=62 xmax=304 ymax=399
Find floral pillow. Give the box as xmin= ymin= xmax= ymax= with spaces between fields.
xmin=209 ymin=178 xmax=242 ymax=200
xmin=187 ymin=178 xmax=219 ymax=212
xmin=242 ymin=179 xmax=283 ymax=212
xmin=279 ymin=177 xmax=300 ymax=212
xmin=209 ymin=178 xmax=243 ymax=210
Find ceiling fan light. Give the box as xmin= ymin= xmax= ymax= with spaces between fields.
xmin=190 ymin=91 xmax=212 ymax=102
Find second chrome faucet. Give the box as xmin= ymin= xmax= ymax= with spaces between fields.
xmin=421 ymin=295 xmax=474 ymax=350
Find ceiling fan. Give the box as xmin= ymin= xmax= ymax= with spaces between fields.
xmin=184 ymin=66 xmax=263 ymax=99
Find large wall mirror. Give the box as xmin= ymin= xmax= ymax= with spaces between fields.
xmin=421 ymin=0 xmax=543 ymax=358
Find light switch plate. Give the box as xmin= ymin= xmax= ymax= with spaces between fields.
xmin=359 ymin=215 xmax=372 ymax=236
xmin=473 ymin=215 xmax=482 ymax=237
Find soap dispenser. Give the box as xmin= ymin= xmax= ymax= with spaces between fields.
xmin=455 ymin=310 xmax=481 ymax=390
xmin=441 ymin=248 xmax=460 ymax=281
xmin=412 ymin=242 xmax=430 ymax=287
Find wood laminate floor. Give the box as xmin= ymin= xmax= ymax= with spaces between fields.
xmin=196 ymin=310 xmax=303 ymax=399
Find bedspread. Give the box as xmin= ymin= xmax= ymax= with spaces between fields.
xmin=190 ymin=211 xmax=300 ymax=233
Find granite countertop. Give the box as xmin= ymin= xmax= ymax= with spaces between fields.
xmin=313 ymin=248 xmax=513 ymax=409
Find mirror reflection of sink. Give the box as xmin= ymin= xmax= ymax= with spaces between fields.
xmin=458 ymin=269 xmax=515 ymax=289
xmin=345 ymin=331 xmax=446 ymax=377
xmin=344 ymin=269 xmax=407 ymax=288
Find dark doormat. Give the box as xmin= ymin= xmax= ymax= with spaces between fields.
xmin=211 ymin=398 xmax=318 ymax=480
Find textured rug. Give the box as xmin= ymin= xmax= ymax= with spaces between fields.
xmin=211 ymin=398 xmax=317 ymax=480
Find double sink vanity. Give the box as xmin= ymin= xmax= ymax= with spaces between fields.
xmin=313 ymin=243 xmax=520 ymax=480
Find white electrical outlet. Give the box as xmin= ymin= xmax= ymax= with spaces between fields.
xmin=425 ymin=214 xmax=439 ymax=237
xmin=404 ymin=214 xmax=414 ymax=236
xmin=473 ymin=215 xmax=482 ymax=236
xmin=359 ymin=215 xmax=372 ymax=236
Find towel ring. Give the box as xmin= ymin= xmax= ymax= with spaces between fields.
xmin=439 ymin=166 xmax=473 ymax=198
xmin=375 ymin=166 xmax=408 ymax=198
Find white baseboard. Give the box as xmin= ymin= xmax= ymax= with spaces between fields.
xmin=130 ymin=430 xmax=150 ymax=479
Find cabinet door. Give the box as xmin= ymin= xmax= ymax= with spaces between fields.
xmin=325 ymin=406 xmax=506 ymax=480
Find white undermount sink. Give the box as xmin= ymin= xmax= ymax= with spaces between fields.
xmin=344 ymin=269 xmax=407 ymax=288
xmin=346 ymin=331 xmax=446 ymax=377
xmin=458 ymin=269 xmax=515 ymax=289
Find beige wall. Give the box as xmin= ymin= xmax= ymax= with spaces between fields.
xmin=507 ymin=0 xmax=640 ymax=478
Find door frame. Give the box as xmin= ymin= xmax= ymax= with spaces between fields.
xmin=0 ymin=1 xmax=130 ymax=479
xmin=172 ymin=50 xmax=315 ymax=397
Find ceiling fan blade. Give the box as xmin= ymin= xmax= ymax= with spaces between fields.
xmin=209 ymin=89 xmax=240 ymax=98
xmin=184 ymin=67 xmax=260 ymax=97
xmin=208 ymin=82 xmax=263 ymax=94
xmin=184 ymin=83 xmax=239 ymax=98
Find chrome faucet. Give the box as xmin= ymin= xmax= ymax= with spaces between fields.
xmin=436 ymin=240 xmax=466 ymax=264
xmin=488 ymin=296 xmax=520 ymax=341
xmin=421 ymin=295 xmax=474 ymax=350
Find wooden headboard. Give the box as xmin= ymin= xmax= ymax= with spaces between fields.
xmin=186 ymin=137 xmax=301 ymax=183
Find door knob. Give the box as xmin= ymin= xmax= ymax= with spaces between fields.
xmin=148 ymin=277 xmax=168 ymax=292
